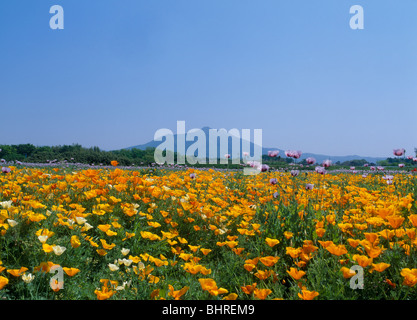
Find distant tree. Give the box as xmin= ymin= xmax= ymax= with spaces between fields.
xmin=341 ymin=159 xmax=367 ymax=166
xmin=15 ymin=144 xmax=36 ymax=157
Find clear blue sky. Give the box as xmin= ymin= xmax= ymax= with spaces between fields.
xmin=1 ymin=0 xmax=416 ymax=158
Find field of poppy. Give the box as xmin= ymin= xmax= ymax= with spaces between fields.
xmin=0 ymin=162 xmax=416 ymax=300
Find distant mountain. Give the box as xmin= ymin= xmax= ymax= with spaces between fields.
xmin=124 ymin=126 xmax=385 ymax=164
xmin=259 ymin=148 xmax=385 ymax=164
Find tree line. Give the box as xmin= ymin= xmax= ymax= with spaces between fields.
xmin=0 ymin=144 xmax=415 ymax=168
xmin=0 ymin=144 xmax=156 ymax=166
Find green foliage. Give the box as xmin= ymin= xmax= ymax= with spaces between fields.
xmin=0 ymin=144 xmax=157 ymax=166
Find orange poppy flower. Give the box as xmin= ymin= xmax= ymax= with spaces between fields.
xmin=0 ymin=276 xmax=8 ymax=290
xmin=265 ymin=238 xmax=280 ymax=247
xmin=94 ymin=287 xmax=114 ymax=300
xmin=408 ymin=215 xmax=417 ymax=228
xmin=298 ymin=289 xmax=319 ymax=300
xmin=223 ymin=293 xmax=238 ymax=300
xmin=352 ymin=255 xmax=373 ymax=268
xmin=150 ymin=289 xmax=160 ymax=300
xmin=198 ymin=278 xmax=228 ymax=296
xmin=347 ymin=239 xmax=360 ymax=248
xmin=364 ymin=233 xmax=379 ymax=244
xmin=96 ymin=249 xmax=107 ymax=256
xmin=401 ymin=268 xmax=417 ymax=287
xmin=365 ymin=246 xmax=383 ymax=259
xmin=259 ymin=256 xmax=279 ymax=267
xmin=241 ymin=283 xmax=257 ymax=294
xmin=110 ymin=161 xmax=118 ymax=167
xmin=7 ymin=267 xmax=28 ymax=277
xmin=287 ymin=267 xmax=306 ymax=280
xmin=200 ymin=248 xmax=212 ymax=255
xmin=316 ymin=228 xmax=326 ymax=238
xmin=62 ymin=267 xmax=80 ymax=277
xmin=168 ymin=285 xmax=189 ymax=300
xmin=379 ymin=229 xmax=395 ymax=240
xmin=370 ymin=263 xmax=390 ymax=273
xmin=232 ymin=247 xmax=245 ymax=255
xmin=284 ymin=231 xmax=293 ymax=239
xmin=325 ymin=244 xmax=347 ymax=256
xmin=340 ymin=267 xmax=356 ymax=279
xmin=42 ymin=243 xmax=54 ymax=253
xmin=386 ymin=215 xmax=405 ymax=229
xmin=254 ymin=270 xmax=273 ymax=280
xmin=286 ymin=247 xmax=302 ymax=259
xmin=245 ymin=257 xmax=259 ymax=265
xmin=70 ymin=235 xmax=81 ymax=248
xmin=244 ymin=264 xmax=256 ymax=272
xmin=100 ymin=239 xmax=116 ymax=250
xmin=385 ymin=279 xmax=396 ymax=289
xmin=253 ymin=288 xmax=272 ymax=300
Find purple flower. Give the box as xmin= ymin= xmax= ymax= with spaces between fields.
xmin=285 ymin=150 xmax=302 ymax=159
xmin=268 ymin=150 xmax=279 ymax=157
xmin=393 ymin=148 xmax=405 ymax=156
xmin=259 ymin=164 xmax=270 ymax=172
xmin=315 ymin=166 xmax=326 ymax=174
xmin=305 ymin=183 xmax=314 ymax=190
xmin=2 ymin=167 xmax=11 ymax=174
xmin=290 ymin=170 xmax=299 ymax=177
xmin=306 ymin=157 xmax=316 ymax=165
xmin=285 ymin=150 xmax=293 ymax=157
xmin=292 ymin=150 xmax=302 ymax=159
xmin=322 ymin=160 xmax=332 ymax=168
xmin=190 ymin=173 xmax=196 ymax=179
xmin=269 ymin=178 xmax=277 ymax=185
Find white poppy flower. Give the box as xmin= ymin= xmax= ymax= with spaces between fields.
xmin=22 ymin=273 xmax=35 ymax=283
xmin=118 ymin=258 xmax=133 ymax=267
xmin=0 ymin=200 xmax=13 ymax=209
xmin=121 ymin=248 xmax=130 ymax=256
xmin=83 ymin=223 xmax=93 ymax=231
xmin=7 ymin=219 xmax=18 ymax=227
xmin=52 ymin=245 xmax=66 ymax=256
xmin=108 ymin=263 xmax=119 ymax=271
xmin=75 ymin=217 xmax=87 ymax=225
xmin=38 ymin=235 xmax=49 ymax=243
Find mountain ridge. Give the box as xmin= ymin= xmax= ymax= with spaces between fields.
xmin=123 ymin=126 xmax=385 ymax=164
